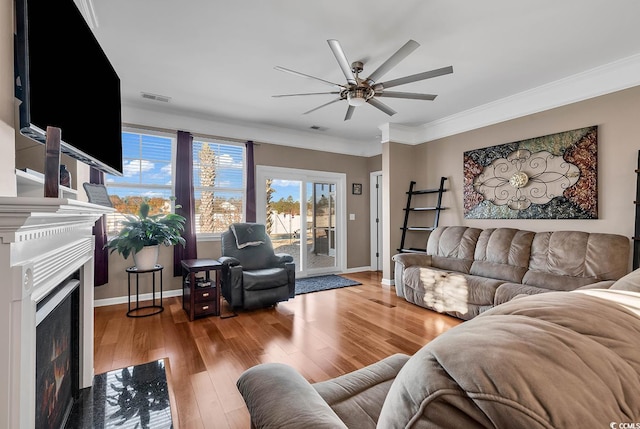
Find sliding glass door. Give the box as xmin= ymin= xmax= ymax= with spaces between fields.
xmin=256 ymin=166 xmax=346 ymax=277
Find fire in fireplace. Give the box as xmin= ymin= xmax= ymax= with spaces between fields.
xmin=35 ymin=276 xmax=80 ymax=429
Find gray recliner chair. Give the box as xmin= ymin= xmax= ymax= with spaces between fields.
xmin=219 ymin=223 xmax=295 ymax=310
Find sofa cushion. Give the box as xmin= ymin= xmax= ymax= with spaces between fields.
xmin=470 ymin=228 xmax=534 ymax=283
xmin=426 ymin=226 xmax=482 ymax=273
xmin=494 ymin=282 xmax=550 ymax=305
xmin=522 ymin=271 xmax=601 ymax=291
xmin=403 ymin=266 xmax=504 ymax=320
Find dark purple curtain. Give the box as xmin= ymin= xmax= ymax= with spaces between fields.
xmin=173 ymin=130 xmax=198 ymax=276
xmin=245 ymin=140 xmax=256 ymax=222
xmin=91 ymin=168 xmax=109 ymax=286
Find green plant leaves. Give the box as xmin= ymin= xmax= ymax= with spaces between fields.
xmin=105 ymin=201 xmax=187 ymax=259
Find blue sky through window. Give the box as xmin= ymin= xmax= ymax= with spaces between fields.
xmin=106 ymin=132 xmax=298 ymax=201
xmin=106 ymin=132 xmax=173 ymax=196
xmin=270 ymin=179 xmax=300 ymax=201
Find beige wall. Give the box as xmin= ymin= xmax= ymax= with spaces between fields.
xmin=0 ymin=0 xmax=15 ymax=196
xmin=382 ymin=142 xmax=416 ymax=280
xmin=368 ymin=154 xmax=382 ymax=172
xmin=393 ymin=85 xmax=640 ymax=276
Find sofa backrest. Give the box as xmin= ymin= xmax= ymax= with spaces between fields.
xmin=426 ymin=226 xmax=482 ymax=273
xmin=470 ymin=228 xmax=535 ymax=283
xmin=522 ymin=230 xmax=630 ymax=290
xmin=424 ymin=226 xmax=630 ymax=291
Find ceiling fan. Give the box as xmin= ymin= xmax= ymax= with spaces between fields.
xmin=273 ymin=39 xmax=453 ymax=121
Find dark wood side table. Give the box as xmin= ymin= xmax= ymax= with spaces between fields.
xmin=181 ymin=259 xmax=222 ymax=321
xmin=126 ymin=265 xmax=164 ymax=317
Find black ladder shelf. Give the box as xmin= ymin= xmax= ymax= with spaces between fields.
xmin=398 ymin=177 xmax=447 ymax=254
xmin=633 ymin=150 xmax=640 ymax=269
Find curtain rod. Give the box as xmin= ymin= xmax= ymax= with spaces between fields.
xmin=122 ymin=122 xmax=262 ymax=145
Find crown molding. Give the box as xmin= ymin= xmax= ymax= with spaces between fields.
xmin=121 ymin=102 xmax=380 ymax=157
xmin=378 ymin=123 xmax=420 ymax=144
xmin=414 ymin=53 xmax=640 ymax=143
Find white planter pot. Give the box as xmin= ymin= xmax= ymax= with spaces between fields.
xmin=133 ymin=245 xmax=160 ymax=271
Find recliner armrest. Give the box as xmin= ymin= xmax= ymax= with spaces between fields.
xmin=392 ymin=253 xmax=432 ymax=298
xmin=218 ymin=256 xmax=241 ymax=267
xmin=275 ymin=253 xmax=294 ymax=263
xmin=237 ymin=363 xmax=348 ymax=429
xmin=392 ymin=253 xmax=432 ymax=268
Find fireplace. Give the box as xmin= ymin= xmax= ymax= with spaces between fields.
xmin=35 ymin=276 xmax=80 ymax=429
xmin=0 ymin=197 xmax=112 ymax=428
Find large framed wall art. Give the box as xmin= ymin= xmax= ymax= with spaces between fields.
xmin=463 ymin=126 xmax=597 ymax=219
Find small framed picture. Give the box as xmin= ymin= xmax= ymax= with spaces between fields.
xmin=352 ymin=183 xmax=362 ymax=195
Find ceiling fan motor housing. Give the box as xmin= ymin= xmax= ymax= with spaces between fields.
xmin=347 ymin=86 xmax=374 ymax=106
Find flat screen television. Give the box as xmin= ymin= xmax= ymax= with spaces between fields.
xmin=14 ymin=0 xmax=123 ymax=176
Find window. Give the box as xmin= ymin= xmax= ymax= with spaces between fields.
xmin=104 ymin=130 xmax=246 ymax=237
xmin=105 ymin=131 xmax=175 ymax=236
xmin=192 ymin=139 xmax=245 ymax=234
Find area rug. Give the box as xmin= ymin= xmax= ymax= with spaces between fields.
xmin=295 ymin=274 xmax=362 ymax=295
xmin=68 ymin=359 xmax=173 ymax=428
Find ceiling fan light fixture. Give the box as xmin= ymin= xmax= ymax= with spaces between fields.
xmin=347 ymin=88 xmax=371 ymax=107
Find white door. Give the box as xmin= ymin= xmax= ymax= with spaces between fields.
xmin=256 ymin=166 xmax=346 ymax=277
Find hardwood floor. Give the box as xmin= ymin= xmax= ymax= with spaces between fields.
xmin=93 ymin=271 xmax=462 ymax=428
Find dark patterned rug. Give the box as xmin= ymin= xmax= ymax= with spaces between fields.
xmin=295 ymin=274 xmax=362 ymax=295
xmin=68 ymin=359 xmax=173 ymax=428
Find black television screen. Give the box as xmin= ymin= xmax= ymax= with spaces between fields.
xmin=15 ymin=0 xmax=123 ymax=176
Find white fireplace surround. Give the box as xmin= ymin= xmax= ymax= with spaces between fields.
xmin=0 ymin=197 xmax=112 ymax=429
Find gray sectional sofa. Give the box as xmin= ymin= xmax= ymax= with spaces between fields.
xmin=237 ymin=271 xmax=640 ymax=428
xmin=392 ymin=226 xmax=630 ymax=320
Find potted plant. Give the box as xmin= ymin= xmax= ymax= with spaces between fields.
xmin=106 ymin=201 xmax=186 ymax=270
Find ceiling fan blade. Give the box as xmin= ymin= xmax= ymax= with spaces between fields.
xmin=376 ymin=66 xmax=453 ymax=90
xmin=365 ymin=40 xmax=420 ymax=85
xmin=273 ymin=91 xmax=341 ymax=98
xmin=303 ymin=97 xmax=343 ymax=115
xmin=327 ymin=39 xmax=357 ymax=85
xmin=376 ymin=91 xmax=437 ymax=101
xmin=274 ymin=66 xmax=345 ymax=89
xmin=367 ymin=98 xmax=397 ymax=116
xmin=344 ymin=105 xmax=355 ymax=121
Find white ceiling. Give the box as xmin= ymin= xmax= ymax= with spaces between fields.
xmin=88 ymin=0 xmax=640 ymax=155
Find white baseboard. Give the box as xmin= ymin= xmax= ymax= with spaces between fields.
xmin=381 ymin=278 xmax=395 ymax=286
xmin=342 ymin=266 xmax=372 ymax=274
xmin=93 ymin=288 xmax=183 ymax=307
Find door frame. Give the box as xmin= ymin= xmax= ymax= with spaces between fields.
xmin=255 ymin=165 xmax=347 ymax=276
xmin=370 ymin=171 xmax=382 ymax=271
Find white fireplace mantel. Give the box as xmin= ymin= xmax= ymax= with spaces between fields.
xmin=0 ymin=197 xmax=113 ymax=429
